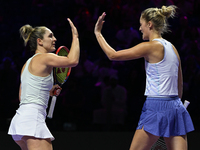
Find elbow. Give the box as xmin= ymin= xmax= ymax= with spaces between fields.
xmin=108 ymin=55 xmax=113 ymax=61
xmin=107 ymin=51 xmax=119 ymax=61
xmin=71 ymin=60 xmax=79 ymax=67
xmin=108 ymin=54 xmax=117 ymax=61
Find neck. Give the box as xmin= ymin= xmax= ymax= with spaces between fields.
xmin=149 ymin=32 xmax=162 ymax=41
xmin=150 ymin=35 xmax=162 ymax=41
xmin=35 ymin=48 xmax=47 ymax=54
xmin=35 ymin=50 xmax=42 ymax=54
xmin=151 ymin=37 xmax=163 ymax=41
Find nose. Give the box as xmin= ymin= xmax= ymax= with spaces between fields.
xmin=54 ymin=36 xmax=57 ymax=41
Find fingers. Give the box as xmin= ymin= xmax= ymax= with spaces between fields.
xmin=67 ymin=18 xmax=78 ymax=37
xmin=49 ymin=84 xmax=62 ymax=96
xmin=54 ymin=84 xmax=62 ymax=96
xmin=67 ymin=18 xmax=74 ymax=27
xmin=95 ymin=12 xmax=106 ymax=35
xmin=100 ymin=12 xmax=106 ymax=21
xmin=55 ymin=88 xmax=61 ymax=96
xmin=97 ymin=12 xmax=106 ymax=25
xmin=54 ymin=84 xmax=61 ymax=89
xmin=98 ymin=12 xmax=106 ymax=23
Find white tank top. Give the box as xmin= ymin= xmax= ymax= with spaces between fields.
xmin=20 ymin=54 xmax=53 ymax=108
xmin=144 ymin=39 xmax=179 ymax=96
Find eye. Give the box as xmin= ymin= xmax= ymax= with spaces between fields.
xmin=49 ymin=33 xmax=53 ymax=38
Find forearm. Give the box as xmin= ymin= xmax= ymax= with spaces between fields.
xmin=178 ymin=65 xmax=183 ymax=99
xmin=66 ymin=18 xmax=80 ymax=66
xmin=178 ymin=76 xmax=183 ymax=99
xmin=19 ymin=84 xmax=21 ymax=102
xmin=68 ymin=35 xmax=80 ymax=66
xmin=95 ymin=33 xmax=116 ymax=60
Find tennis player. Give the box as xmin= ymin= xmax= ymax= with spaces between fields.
xmin=8 ymin=18 xmax=79 ymax=150
xmin=94 ymin=5 xmax=194 ymax=150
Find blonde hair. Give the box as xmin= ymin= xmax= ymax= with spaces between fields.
xmin=141 ymin=5 xmax=177 ymax=34
xmin=19 ymin=24 xmax=47 ymax=52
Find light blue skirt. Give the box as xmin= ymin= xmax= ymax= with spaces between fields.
xmin=136 ymin=96 xmax=194 ymax=137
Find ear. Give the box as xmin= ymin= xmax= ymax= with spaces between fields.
xmin=148 ymin=21 xmax=153 ymax=29
xmin=37 ymin=38 xmax=43 ymax=46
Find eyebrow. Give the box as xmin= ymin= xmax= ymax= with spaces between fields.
xmin=48 ymin=33 xmax=54 ymax=36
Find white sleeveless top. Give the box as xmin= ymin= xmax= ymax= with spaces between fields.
xmin=144 ymin=39 xmax=179 ymax=96
xmin=20 ymin=54 xmax=53 ymax=108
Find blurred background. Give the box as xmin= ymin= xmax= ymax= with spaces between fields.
xmin=0 ymin=0 xmax=200 ymax=149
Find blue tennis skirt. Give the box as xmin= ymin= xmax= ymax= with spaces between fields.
xmin=136 ymin=96 xmax=194 ymax=137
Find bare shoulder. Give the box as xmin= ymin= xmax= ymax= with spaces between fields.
xmin=21 ymin=62 xmax=27 ymax=76
xmin=31 ymin=52 xmax=70 ymax=68
xmin=143 ymin=41 xmax=164 ymax=63
xmin=137 ymin=41 xmax=163 ymax=50
xmin=138 ymin=41 xmax=163 ymax=55
xmin=29 ymin=53 xmax=55 ymax=76
xmin=32 ymin=53 xmax=57 ymax=63
xmin=34 ymin=53 xmax=57 ymax=58
xmin=150 ymin=40 xmax=164 ymax=48
xmin=172 ymin=44 xmax=181 ymax=61
xmin=132 ymin=41 xmax=153 ymax=52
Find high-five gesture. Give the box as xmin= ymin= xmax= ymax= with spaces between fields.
xmin=67 ymin=18 xmax=78 ymax=37
xmin=94 ymin=12 xmax=106 ymax=36
xmin=66 ymin=18 xmax=80 ymax=65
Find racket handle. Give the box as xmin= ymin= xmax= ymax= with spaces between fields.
xmin=184 ymin=100 xmax=190 ymax=108
xmin=47 ymin=96 xmax=57 ymax=118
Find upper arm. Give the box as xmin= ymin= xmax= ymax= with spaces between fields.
xmin=19 ymin=63 xmax=26 ymax=101
xmin=109 ymin=42 xmax=151 ymax=61
xmin=19 ymin=84 xmax=21 ymax=101
xmin=178 ymin=58 xmax=183 ymax=98
xmin=42 ymin=53 xmax=78 ymax=68
xmin=172 ymin=44 xmax=183 ymax=98
xmin=171 ymin=44 xmax=182 ymax=72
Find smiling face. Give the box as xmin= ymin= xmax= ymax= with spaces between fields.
xmin=40 ymin=28 xmax=57 ymax=52
xmin=139 ymin=17 xmax=150 ymax=41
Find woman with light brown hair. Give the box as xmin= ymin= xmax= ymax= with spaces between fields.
xmin=94 ymin=5 xmax=194 ymax=150
xmin=8 ymin=18 xmax=79 ymax=150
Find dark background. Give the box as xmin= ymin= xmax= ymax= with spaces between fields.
xmin=0 ymin=0 xmax=200 ymax=149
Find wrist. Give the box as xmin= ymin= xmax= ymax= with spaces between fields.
xmin=95 ymin=32 xmax=102 ymax=38
xmin=72 ymin=34 xmax=79 ymax=39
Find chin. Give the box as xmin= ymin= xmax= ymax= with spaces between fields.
xmin=143 ymin=36 xmax=149 ymax=41
xmin=50 ymin=48 xmax=56 ymax=53
xmin=142 ymin=37 xmax=147 ymax=41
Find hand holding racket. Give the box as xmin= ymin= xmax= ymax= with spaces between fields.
xmin=49 ymin=84 xmax=62 ymax=97
xmin=183 ymin=100 xmax=190 ymax=108
xmin=47 ymin=46 xmax=71 ymax=118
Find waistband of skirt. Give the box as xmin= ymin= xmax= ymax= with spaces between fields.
xmin=146 ymin=96 xmax=179 ymax=101
xmin=20 ymin=103 xmax=46 ymax=110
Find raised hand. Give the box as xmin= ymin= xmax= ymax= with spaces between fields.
xmin=67 ymin=18 xmax=78 ymax=37
xmin=94 ymin=12 xmax=106 ymax=35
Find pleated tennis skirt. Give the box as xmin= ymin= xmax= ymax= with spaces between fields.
xmin=8 ymin=103 xmax=54 ymax=141
xmin=136 ymin=96 xmax=194 ymax=137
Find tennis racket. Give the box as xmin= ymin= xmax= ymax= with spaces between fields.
xmin=151 ymin=100 xmax=190 ymax=150
xmin=47 ymin=46 xmax=71 ymax=118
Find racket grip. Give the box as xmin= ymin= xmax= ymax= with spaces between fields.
xmin=184 ymin=100 xmax=190 ymax=108
xmin=47 ymin=96 xmax=57 ymax=118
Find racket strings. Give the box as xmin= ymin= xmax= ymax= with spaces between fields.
xmin=56 ymin=47 xmax=70 ymax=84
xmin=58 ymin=48 xmax=68 ymax=57
xmin=56 ymin=68 xmax=68 ymax=84
xmin=48 ymin=46 xmax=70 ymax=118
